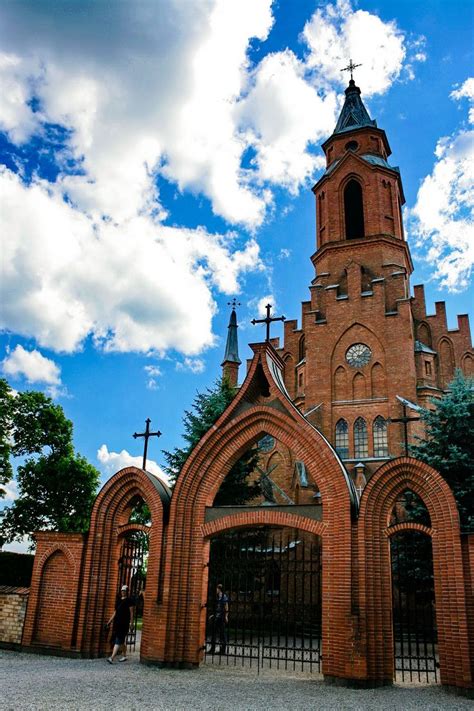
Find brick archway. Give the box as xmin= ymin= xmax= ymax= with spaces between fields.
xmin=76 ymin=466 xmax=170 ymax=658
xmin=359 ymin=457 xmax=472 ymax=689
xmin=159 ymin=398 xmax=357 ymax=679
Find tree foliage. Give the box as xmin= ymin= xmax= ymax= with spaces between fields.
xmin=410 ymin=370 xmax=474 ymax=530
xmin=163 ymin=377 xmax=260 ymax=505
xmin=0 ymin=379 xmax=100 ymax=545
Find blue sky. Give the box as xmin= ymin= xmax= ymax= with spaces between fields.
xmin=1 ymin=1 xmax=473 ymax=545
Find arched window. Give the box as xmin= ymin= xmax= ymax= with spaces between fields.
xmin=344 ymin=179 xmax=365 ymax=239
xmin=373 ymin=416 xmax=388 ymax=457
xmin=335 ymin=419 xmax=349 ymax=458
xmin=354 ymin=417 xmax=368 ymax=458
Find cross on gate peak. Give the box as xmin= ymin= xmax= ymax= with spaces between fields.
xmin=251 ymin=303 xmax=285 ymax=342
xmin=133 ymin=417 xmax=162 ymax=470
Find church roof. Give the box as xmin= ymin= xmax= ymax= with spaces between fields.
xmin=414 ymin=340 xmax=437 ymax=355
xmin=333 ymin=79 xmax=376 ymax=135
xmin=221 ymin=306 xmax=241 ymax=365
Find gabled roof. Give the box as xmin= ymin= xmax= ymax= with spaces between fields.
xmin=333 ymin=79 xmax=376 ymax=135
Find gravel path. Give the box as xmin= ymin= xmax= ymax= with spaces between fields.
xmin=1 ymin=650 xmax=472 ymax=710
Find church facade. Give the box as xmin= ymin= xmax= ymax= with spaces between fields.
xmin=20 ymin=81 xmax=474 ymax=694
xmin=222 ymin=77 xmax=473 ymax=498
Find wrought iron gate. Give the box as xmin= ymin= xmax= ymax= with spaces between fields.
xmin=117 ymin=531 xmax=147 ymax=651
xmin=391 ymin=530 xmax=438 ymax=682
xmin=205 ymin=527 xmax=322 ymax=673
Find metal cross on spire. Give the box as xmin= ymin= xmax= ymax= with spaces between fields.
xmin=133 ymin=417 xmax=162 ymax=470
xmin=228 ymin=297 xmax=241 ymax=311
xmin=251 ymin=303 xmax=285 ymax=342
xmin=341 ymin=58 xmax=362 ymax=81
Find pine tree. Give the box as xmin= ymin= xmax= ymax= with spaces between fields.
xmin=410 ymin=370 xmax=474 ymax=530
xmin=163 ymin=377 xmax=260 ymax=505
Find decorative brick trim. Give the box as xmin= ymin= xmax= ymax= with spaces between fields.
xmin=201 ymin=511 xmax=327 ymax=539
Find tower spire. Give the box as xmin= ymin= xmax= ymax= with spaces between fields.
xmin=221 ymin=298 xmax=241 ymax=387
xmin=333 ymin=66 xmax=376 ymax=136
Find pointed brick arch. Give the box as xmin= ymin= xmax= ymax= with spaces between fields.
xmin=358 ymin=457 xmax=472 ymax=689
xmin=76 ymin=466 xmax=170 ymax=658
xmin=158 ymin=345 xmax=357 ymax=678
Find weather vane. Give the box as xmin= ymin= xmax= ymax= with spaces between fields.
xmin=341 ymin=58 xmax=362 ymax=81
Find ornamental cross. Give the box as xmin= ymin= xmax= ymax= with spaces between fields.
xmin=388 ymin=404 xmax=420 ymax=457
xmin=133 ymin=417 xmax=162 ymax=470
xmin=228 ymin=298 xmax=241 ymax=310
xmin=341 ymin=58 xmax=362 ymax=81
xmin=251 ymin=303 xmax=285 ymax=342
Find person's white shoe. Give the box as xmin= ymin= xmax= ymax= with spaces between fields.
xmin=119 ymin=656 xmax=128 ymax=662
xmin=107 ymin=657 xmax=113 ymax=664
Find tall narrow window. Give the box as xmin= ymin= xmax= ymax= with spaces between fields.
xmin=344 ymin=179 xmax=365 ymax=239
xmin=335 ymin=419 xmax=349 ymax=458
xmin=373 ymin=416 xmax=388 ymax=457
xmin=354 ymin=417 xmax=368 ymax=458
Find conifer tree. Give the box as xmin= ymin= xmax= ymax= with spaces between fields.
xmin=410 ymin=370 xmax=474 ymax=530
xmin=163 ymin=377 xmax=260 ymax=505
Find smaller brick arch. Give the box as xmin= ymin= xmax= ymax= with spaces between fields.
xmin=77 ymin=466 xmax=171 ymax=658
xmin=417 ymin=321 xmax=432 ymax=347
xmin=33 ymin=549 xmax=74 ymax=648
xmin=352 ymin=372 xmax=366 ymax=399
xmin=359 ymin=457 xmax=472 ymax=688
xmin=334 ymin=365 xmax=348 ymax=400
xmin=461 ymin=352 xmax=473 ymax=377
xmin=371 ymin=362 xmax=386 ymax=398
xmin=201 ymin=510 xmax=326 ymax=540
xmin=438 ymin=337 xmax=455 ymax=389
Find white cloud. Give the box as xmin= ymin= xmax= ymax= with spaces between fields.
xmin=409 ymin=86 xmax=474 ymax=291
xmin=1 ymin=479 xmax=18 ymax=503
xmin=97 ymin=444 xmax=168 ymax=484
xmin=0 ymin=167 xmax=260 ymax=354
xmin=279 ymin=248 xmax=291 ymax=260
xmin=1 ymin=535 xmax=31 ymax=554
xmin=451 ymin=77 xmax=474 ymax=124
xmin=144 ymin=364 xmax=162 ymax=390
xmin=0 ymin=0 xmax=425 ymax=357
xmin=302 ymin=0 xmax=422 ymax=97
xmin=2 ymin=345 xmax=62 ymax=396
xmin=176 ymin=357 xmax=206 ymax=374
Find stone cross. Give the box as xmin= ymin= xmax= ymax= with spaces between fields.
xmin=133 ymin=418 xmax=162 ymax=470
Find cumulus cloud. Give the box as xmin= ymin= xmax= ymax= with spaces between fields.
xmin=1 ymin=345 xmax=64 ymax=397
xmin=176 ymin=357 xmax=206 ymax=374
xmin=409 ymin=83 xmax=474 ymax=292
xmin=0 ymin=0 xmax=423 ymax=357
xmin=97 ymin=444 xmax=168 ymax=484
xmin=0 ymin=167 xmax=260 ymax=354
xmin=1 ymin=479 xmax=18 ymax=503
xmin=144 ymin=364 xmax=162 ymax=390
xmin=302 ymin=0 xmax=423 ymax=97
xmin=450 ymin=77 xmax=474 ymax=124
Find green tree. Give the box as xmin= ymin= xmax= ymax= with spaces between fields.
xmin=0 ymin=379 xmax=100 ymax=545
xmin=410 ymin=370 xmax=474 ymax=530
xmin=163 ymin=376 xmax=260 ymax=505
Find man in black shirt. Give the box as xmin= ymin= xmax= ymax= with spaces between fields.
xmin=106 ymin=585 xmax=136 ymax=663
xmin=209 ymin=583 xmax=229 ymax=655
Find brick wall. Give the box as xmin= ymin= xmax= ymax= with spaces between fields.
xmin=0 ymin=586 xmax=29 ymax=648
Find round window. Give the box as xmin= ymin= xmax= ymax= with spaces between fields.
xmin=258 ymin=434 xmax=275 ymax=452
xmin=346 ymin=343 xmax=372 ymax=368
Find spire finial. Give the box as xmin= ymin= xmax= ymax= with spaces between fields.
xmin=228 ymin=297 xmax=241 ymax=311
xmin=340 ymin=58 xmax=362 ymax=82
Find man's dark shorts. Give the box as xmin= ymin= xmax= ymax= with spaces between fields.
xmin=114 ymin=632 xmax=127 ymax=645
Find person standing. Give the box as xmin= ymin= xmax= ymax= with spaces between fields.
xmin=209 ymin=583 xmax=229 ymax=655
xmin=106 ymin=584 xmax=136 ymax=663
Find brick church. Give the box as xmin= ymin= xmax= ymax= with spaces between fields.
xmin=222 ymin=76 xmax=473 ymax=501
xmin=18 ymin=78 xmax=474 ymax=694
